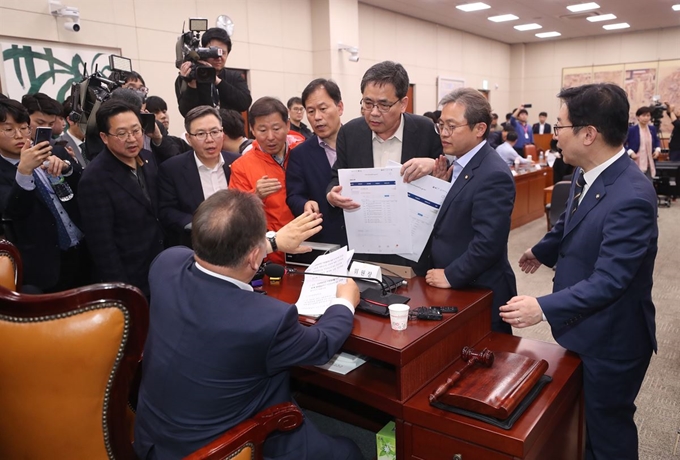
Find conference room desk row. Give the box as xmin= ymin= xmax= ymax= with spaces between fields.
xmin=511 ymin=166 xmax=554 ymax=230
xmin=265 ymin=274 xmax=584 ymax=459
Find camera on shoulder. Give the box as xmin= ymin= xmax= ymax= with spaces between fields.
xmin=175 ymin=18 xmax=220 ymax=84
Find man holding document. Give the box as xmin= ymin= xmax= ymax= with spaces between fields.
xmin=424 ymin=88 xmax=517 ymax=334
xmin=134 ymin=189 xmax=363 ymax=460
xmin=326 ymin=61 xmax=443 ymax=272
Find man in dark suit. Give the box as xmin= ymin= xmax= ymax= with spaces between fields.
xmin=532 ymin=111 xmax=551 ymax=134
xmin=501 ymin=84 xmax=657 ymax=460
xmin=286 ymin=78 xmax=347 ymax=245
xmin=134 ymin=189 xmax=362 ymax=460
xmin=424 ymin=88 xmax=516 ymax=334
xmin=78 ymin=99 xmax=164 ymax=298
xmin=0 ymin=97 xmax=88 ymax=292
xmin=158 ymin=106 xmax=239 ymax=246
xmin=326 ymin=61 xmax=442 ymax=270
xmin=56 ymin=95 xmax=88 ymax=167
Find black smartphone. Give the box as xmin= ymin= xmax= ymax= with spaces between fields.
xmin=140 ymin=113 xmax=156 ymax=135
xmin=54 ymin=140 xmax=69 ymax=147
xmin=33 ymin=127 xmax=53 ymax=145
xmin=523 ymin=103 xmax=533 ymax=108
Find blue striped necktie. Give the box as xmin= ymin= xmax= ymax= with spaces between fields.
xmin=570 ymin=171 xmax=586 ymax=215
xmin=32 ymin=171 xmax=72 ymax=250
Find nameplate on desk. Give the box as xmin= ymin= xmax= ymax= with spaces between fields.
xmin=349 ymin=261 xmax=382 ymax=281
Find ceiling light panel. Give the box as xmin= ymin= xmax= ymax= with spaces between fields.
xmin=672 ymin=4 xmax=680 ymax=11
xmin=488 ymin=14 xmax=519 ymax=22
xmin=536 ymin=31 xmax=562 ymax=38
xmin=586 ymin=14 xmax=616 ymax=22
xmin=456 ymin=2 xmax=491 ymax=12
xmin=567 ymin=3 xmax=600 ymax=13
xmin=603 ymin=22 xmax=630 ymax=30
xmin=514 ymin=23 xmax=542 ymax=31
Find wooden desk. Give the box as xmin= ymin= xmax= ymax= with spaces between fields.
xmin=512 ymin=167 xmax=553 ymax=229
xmin=265 ymin=275 xmax=583 ymax=459
xmin=402 ymin=334 xmax=584 ymax=460
xmin=534 ymin=134 xmax=553 ymax=154
xmin=267 ymin=276 xmax=493 ymax=416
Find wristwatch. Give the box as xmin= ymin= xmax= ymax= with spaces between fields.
xmin=266 ymin=231 xmax=278 ymax=252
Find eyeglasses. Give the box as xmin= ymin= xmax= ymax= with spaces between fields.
xmin=106 ymin=128 xmax=143 ymax=141
xmin=553 ymin=124 xmax=587 ymax=135
xmin=187 ymin=129 xmax=223 ymax=142
xmin=360 ymin=98 xmax=401 ymax=113
xmin=290 ymin=107 xmax=305 ymax=112
xmin=1 ymin=125 xmax=31 ymax=138
xmin=434 ymin=122 xmax=470 ymax=136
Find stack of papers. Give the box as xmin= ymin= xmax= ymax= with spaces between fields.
xmin=295 ymin=246 xmax=354 ymax=317
xmin=339 ymin=164 xmax=452 ymax=261
xmin=316 ymin=352 xmax=368 ymax=375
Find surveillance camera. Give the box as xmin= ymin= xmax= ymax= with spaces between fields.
xmin=349 ymin=54 xmax=359 ymax=63
xmin=64 ymin=20 xmax=80 ymax=32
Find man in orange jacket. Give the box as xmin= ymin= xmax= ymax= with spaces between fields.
xmin=230 ymin=97 xmax=305 ymax=264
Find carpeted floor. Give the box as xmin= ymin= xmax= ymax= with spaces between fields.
xmin=509 ymin=205 xmax=680 ymax=460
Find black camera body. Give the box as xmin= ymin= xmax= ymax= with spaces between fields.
xmin=650 ymin=101 xmax=667 ymax=128
xmin=175 ymin=19 xmax=222 ymax=84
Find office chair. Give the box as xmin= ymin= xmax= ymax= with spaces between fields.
xmin=0 ymin=239 xmax=22 ymax=291
xmin=545 ymin=181 xmax=572 ymax=230
xmin=524 ymin=144 xmax=538 ymax=160
xmin=185 ymin=402 xmax=304 ymax=460
xmin=0 ymin=282 xmax=148 ymax=459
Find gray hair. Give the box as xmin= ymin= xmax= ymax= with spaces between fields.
xmin=439 ymin=88 xmax=492 ymax=139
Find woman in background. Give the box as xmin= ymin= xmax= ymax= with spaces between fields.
xmin=625 ymin=106 xmax=660 ymax=180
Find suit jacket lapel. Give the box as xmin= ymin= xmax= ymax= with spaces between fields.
xmin=401 ymin=114 xmax=418 ymax=164
xmin=435 ymin=144 xmax=487 ymax=227
xmin=102 ymin=149 xmax=154 ymax=213
xmin=184 ymin=151 xmax=206 ymax=209
xmin=563 ymin=155 xmax=629 ymax=238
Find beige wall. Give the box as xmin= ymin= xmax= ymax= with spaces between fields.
xmin=511 ymin=27 xmax=680 ymax=126
xmin=0 ymin=0 xmax=509 ymax=134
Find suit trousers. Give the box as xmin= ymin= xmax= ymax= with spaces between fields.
xmin=581 ymin=351 xmax=652 ymax=460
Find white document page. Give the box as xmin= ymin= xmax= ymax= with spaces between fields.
xmin=398 ymin=174 xmax=452 ymax=262
xmin=338 ymin=167 xmax=412 ymax=254
xmin=295 ymin=246 xmax=354 ymax=317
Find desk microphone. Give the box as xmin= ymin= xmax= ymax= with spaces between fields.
xmin=263 ymin=264 xmax=410 ymax=310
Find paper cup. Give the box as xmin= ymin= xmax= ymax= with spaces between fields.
xmin=389 ymin=304 xmax=410 ymax=331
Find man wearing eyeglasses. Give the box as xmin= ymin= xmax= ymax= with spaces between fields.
xmin=0 ymin=97 xmax=86 ymax=292
xmin=501 ymin=84 xmax=657 ymax=460
xmin=157 ymin=106 xmax=240 ymax=246
xmin=77 ymin=99 xmax=164 ymax=298
xmin=326 ymin=61 xmax=442 ymax=271
xmin=287 ymin=96 xmax=313 ymax=140
xmin=424 ymin=88 xmax=516 ymax=334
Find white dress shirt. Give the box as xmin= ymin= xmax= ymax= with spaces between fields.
xmin=194 ymin=152 xmax=228 ymax=200
xmin=371 ymin=115 xmax=405 ymax=168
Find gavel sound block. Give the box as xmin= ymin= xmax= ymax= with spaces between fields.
xmin=429 ymin=346 xmax=549 ymax=420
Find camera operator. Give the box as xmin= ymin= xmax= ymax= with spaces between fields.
xmin=175 ymin=28 xmax=252 ymax=117
xmin=666 ymin=102 xmax=680 ymax=161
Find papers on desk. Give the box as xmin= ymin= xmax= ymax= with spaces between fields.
xmin=316 ymin=351 xmax=368 ymax=375
xmin=339 ymin=164 xmax=451 ymax=262
xmin=295 ymin=246 xmax=354 ymax=317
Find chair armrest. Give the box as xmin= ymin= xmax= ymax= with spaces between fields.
xmin=184 ymin=402 xmax=304 ymax=460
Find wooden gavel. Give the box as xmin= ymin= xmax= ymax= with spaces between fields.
xmin=429 ymin=346 xmax=495 ymax=403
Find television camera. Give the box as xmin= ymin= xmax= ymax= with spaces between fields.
xmin=650 ymin=96 xmax=667 ymax=130
xmin=175 ymin=18 xmax=223 ymax=84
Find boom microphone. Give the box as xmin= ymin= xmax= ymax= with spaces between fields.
xmin=263 ymin=264 xmax=410 ymax=310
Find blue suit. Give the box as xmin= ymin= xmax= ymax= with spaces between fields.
xmin=157 ymin=150 xmax=239 ymax=245
xmin=532 ymin=153 xmax=657 ymax=460
xmin=624 ymin=124 xmax=660 ymax=153
xmin=429 ymin=142 xmax=517 ymax=334
xmin=286 ymin=136 xmax=346 ymax=245
xmin=134 ymin=247 xmax=361 ymax=460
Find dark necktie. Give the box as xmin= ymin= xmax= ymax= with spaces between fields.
xmin=570 ymin=171 xmax=586 ymax=215
xmin=32 ymin=171 xmax=72 ymax=250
